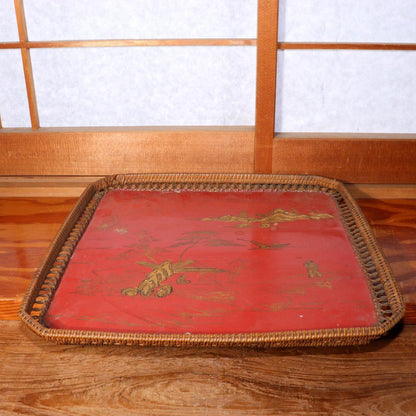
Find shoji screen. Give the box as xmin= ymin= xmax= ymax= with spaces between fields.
xmin=267 ymin=0 xmax=416 ymax=181
xmin=1 ymin=0 xmax=257 ymax=128
xmin=1 ymin=0 xmax=415 ymax=181
xmin=276 ymin=0 xmax=416 ymax=133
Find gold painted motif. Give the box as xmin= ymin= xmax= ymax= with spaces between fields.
xmin=315 ymin=281 xmax=332 ymax=289
xmin=269 ymin=300 xmax=291 ymax=311
xmin=304 ymin=260 xmax=322 ymax=278
xmin=155 ymin=285 xmax=173 ymax=298
xmin=202 ymin=208 xmax=332 ymax=228
xmin=122 ymin=259 xmax=226 ymax=298
xmin=249 ymin=240 xmax=289 ymax=250
xmin=177 ymin=275 xmax=191 ymax=284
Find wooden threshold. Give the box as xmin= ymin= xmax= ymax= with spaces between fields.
xmin=0 ymin=177 xmax=415 ymax=199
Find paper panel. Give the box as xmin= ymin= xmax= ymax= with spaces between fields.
xmin=31 ymin=47 xmax=256 ymax=127
xmin=0 ymin=0 xmax=19 ymax=42
xmin=24 ymin=0 xmax=257 ymax=41
xmin=279 ymin=0 xmax=416 ymax=43
xmin=275 ymin=50 xmax=416 ymax=133
xmin=0 ymin=50 xmax=31 ymax=128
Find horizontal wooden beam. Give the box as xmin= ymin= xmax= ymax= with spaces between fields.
xmin=0 ymin=39 xmax=257 ymax=50
xmin=0 ymin=127 xmax=254 ymax=176
xmin=273 ymin=133 xmax=416 ymax=183
xmin=1 ymin=129 xmax=415 ymax=183
xmin=278 ymin=42 xmax=416 ymax=51
xmin=3 ymin=41 xmax=415 ymax=51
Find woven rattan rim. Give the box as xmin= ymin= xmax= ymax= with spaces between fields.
xmin=19 ymin=174 xmax=405 ymax=347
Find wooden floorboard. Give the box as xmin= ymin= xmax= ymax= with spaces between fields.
xmin=0 ymin=196 xmax=415 ymax=415
xmin=0 ymin=321 xmax=415 ymax=415
xmin=359 ymin=199 xmax=416 ymax=306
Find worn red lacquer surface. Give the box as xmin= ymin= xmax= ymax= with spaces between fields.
xmin=44 ymin=189 xmax=377 ymax=334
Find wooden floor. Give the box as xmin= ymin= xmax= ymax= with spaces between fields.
xmin=1 ymin=197 xmax=415 ymax=415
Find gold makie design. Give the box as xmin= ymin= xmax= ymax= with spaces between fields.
xmin=122 ymin=259 xmax=226 ymax=298
xmin=304 ymin=260 xmax=322 ymax=278
xmin=202 ymin=208 xmax=332 ymax=228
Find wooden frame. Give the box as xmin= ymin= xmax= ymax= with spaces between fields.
xmin=0 ymin=0 xmax=415 ymax=182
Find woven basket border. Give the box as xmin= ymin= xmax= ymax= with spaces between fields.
xmin=19 ymin=173 xmax=405 ymax=347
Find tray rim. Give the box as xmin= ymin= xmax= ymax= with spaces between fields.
xmin=19 ymin=173 xmax=405 ymax=347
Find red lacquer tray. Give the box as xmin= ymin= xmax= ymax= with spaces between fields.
xmin=20 ymin=174 xmax=405 ymax=347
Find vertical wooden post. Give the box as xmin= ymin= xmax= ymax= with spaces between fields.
xmin=14 ymin=0 xmax=39 ymax=129
xmin=254 ymin=0 xmax=279 ymax=173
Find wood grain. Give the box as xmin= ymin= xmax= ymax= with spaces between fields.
xmin=272 ymin=135 xmax=416 ymax=183
xmin=3 ymin=41 xmax=416 ymax=51
xmin=0 ymin=197 xmax=77 ymax=307
xmin=0 ymin=128 xmax=254 ymax=175
xmin=358 ymin=199 xmax=416 ymax=305
xmin=0 ymin=176 xmax=103 ymax=197
xmin=346 ymin=184 xmax=416 ymax=200
xmin=2 ymin=130 xmax=416 ymax=181
xmin=278 ymin=42 xmax=416 ymax=50
xmin=254 ymin=0 xmax=279 ymax=173
xmin=405 ymin=304 xmax=416 ymax=325
xmin=0 ymin=39 xmax=257 ymax=49
xmin=0 ymin=320 xmax=415 ymax=415
xmin=14 ymin=0 xmax=39 ymax=129
xmin=2 ymin=177 xmax=416 ymax=199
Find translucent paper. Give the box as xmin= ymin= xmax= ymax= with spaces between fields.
xmin=0 ymin=0 xmax=19 ymax=42
xmin=279 ymin=0 xmax=416 ymax=43
xmin=31 ymin=47 xmax=256 ymax=127
xmin=24 ymin=0 xmax=257 ymax=41
xmin=0 ymin=50 xmax=31 ymax=127
xmin=276 ymin=50 xmax=416 ymax=133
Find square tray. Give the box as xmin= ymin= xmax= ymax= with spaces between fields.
xmin=20 ymin=174 xmax=405 ymax=347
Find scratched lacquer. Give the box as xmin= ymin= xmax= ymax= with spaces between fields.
xmin=44 ymin=190 xmax=377 ymax=334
